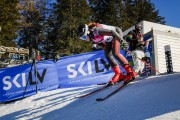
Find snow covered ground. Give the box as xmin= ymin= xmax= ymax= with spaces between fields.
xmin=1 ymin=73 xmax=180 ymax=120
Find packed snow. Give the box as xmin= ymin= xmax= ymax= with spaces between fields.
xmin=1 ymin=73 xmax=180 ymax=120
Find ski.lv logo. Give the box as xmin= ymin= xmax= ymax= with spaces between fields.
xmin=2 ymin=69 xmax=47 ymax=91
xmin=67 ymin=58 xmax=111 ymax=78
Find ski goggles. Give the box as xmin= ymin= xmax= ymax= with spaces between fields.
xmin=78 ymin=24 xmax=89 ymax=40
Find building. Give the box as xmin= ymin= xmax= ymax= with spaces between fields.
xmin=123 ymin=21 xmax=180 ymax=74
xmin=0 ymin=46 xmax=30 ymax=68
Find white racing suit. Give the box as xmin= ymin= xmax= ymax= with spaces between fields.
xmin=131 ymin=50 xmax=145 ymax=73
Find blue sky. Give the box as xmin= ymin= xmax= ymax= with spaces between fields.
xmin=151 ymin=0 xmax=180 ymax=28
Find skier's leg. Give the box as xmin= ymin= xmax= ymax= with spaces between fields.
xmin=132 ymin=50 xmax=140 ymax=73
xmin=139 ymin=51 xmax=145 ymax=73
xmin=112 ymin=38 xmax=137 ymax=82
xmin=104 ymin=42 xmax=123 ymax=85
xmin=132 ymin=50 xmax=145 ymax=73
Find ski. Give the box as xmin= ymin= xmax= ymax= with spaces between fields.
xmin=76 ymin=84 xmax=110 ymax=98
xmin=96 ymin=80 xmax=134 ymax=102
xmin=77 ymin=74 xmax=145 ymax=99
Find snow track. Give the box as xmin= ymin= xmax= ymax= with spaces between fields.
xmin=1 ymin=73 xmax=180 ymax=120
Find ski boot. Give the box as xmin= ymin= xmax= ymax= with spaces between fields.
xmin=107 ymin=66 xmax=124 ymax=86
xmin=123 ymin=64 xmax=137 ymax=84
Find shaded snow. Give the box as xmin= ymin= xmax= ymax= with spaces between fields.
xmin=1 ymin=73 xmax=180 ymax=120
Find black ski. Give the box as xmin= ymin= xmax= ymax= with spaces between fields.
xmin=76 ymin=81 xmax=123 ymax=98
xmin=78 ymin=74 xmax=145 ymax=100
xmin=96 ymin=80 xmax=133 ymax=102
xmin=76 ymin=84 xmax=109 ymax=98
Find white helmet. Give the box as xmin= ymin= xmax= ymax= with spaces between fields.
xmin=135 ymin=24 xmax=142 ymax=31
xmin=77 ymin=24 xmax=89 ymax=40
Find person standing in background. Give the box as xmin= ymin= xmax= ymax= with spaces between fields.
xmin=126 ymin=24 xmax=150 ymax=75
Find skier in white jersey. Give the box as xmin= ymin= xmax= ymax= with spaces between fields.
xmin=77 ymin=22 xmax=137 ymax=85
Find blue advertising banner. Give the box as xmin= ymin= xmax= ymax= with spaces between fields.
xmin=0 ymin=60 xmax=59 ymax=102
xmin=56 ymin=50 xmax=126 ymax=88
xmin=0 ymin=50 xmax=127 ymax=102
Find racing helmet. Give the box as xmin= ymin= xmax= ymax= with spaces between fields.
xmin=135 ymin=24 xmax=142 ymax=31
xmin=77 ymin=24 xmax=89 ymax=40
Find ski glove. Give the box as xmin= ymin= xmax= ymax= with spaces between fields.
xmin=121 ymin=39 xmax=129 ymax=50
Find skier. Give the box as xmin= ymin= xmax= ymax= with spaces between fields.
xmin=77 ymin=22 xmax=137 ymax=85
xmin=126 ymin=24 xmax=149 ymax=75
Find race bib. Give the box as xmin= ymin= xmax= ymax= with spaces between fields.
xmin=104 ymin=36 xmax=113 ymax=42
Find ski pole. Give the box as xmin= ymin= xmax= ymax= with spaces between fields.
xmin=126 ymin=50 xmax=161 ymax=74
xmin=137 ymin=56 xmax=161 ymax=74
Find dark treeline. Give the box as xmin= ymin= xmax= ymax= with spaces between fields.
xmin=0 ymin=0 xmax=165 ymax=59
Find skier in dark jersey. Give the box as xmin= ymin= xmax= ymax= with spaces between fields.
xmin=77 ymin=22 xmax=137 ymax=85
xmin=126 ymin=24 xmax=150 ymax=75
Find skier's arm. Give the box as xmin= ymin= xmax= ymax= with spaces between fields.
xmin=126 ymin=36 xmax=138 ymax=44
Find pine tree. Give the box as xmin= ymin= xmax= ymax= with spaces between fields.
xmin=45 ymin=0 xmax=92 ymax=59
xmin=17 ymin=0 xmax=49 ymax=57
xmin=89 ymin=0 xmax=125 ymax=29
xmin=0 ymin=0 xmax=20 ymax=46
xmin=120 ymin=0 xmax=165 ymax=30
xmin=34 ymin=0 xmax=53 ymax=59
xmin=89 ymin=0 xmax=165 ymax=31
xmin=18 ymin=0 xmax=40 ymax=49
xmin=135 ymin=0 xmax=165 ymax=24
